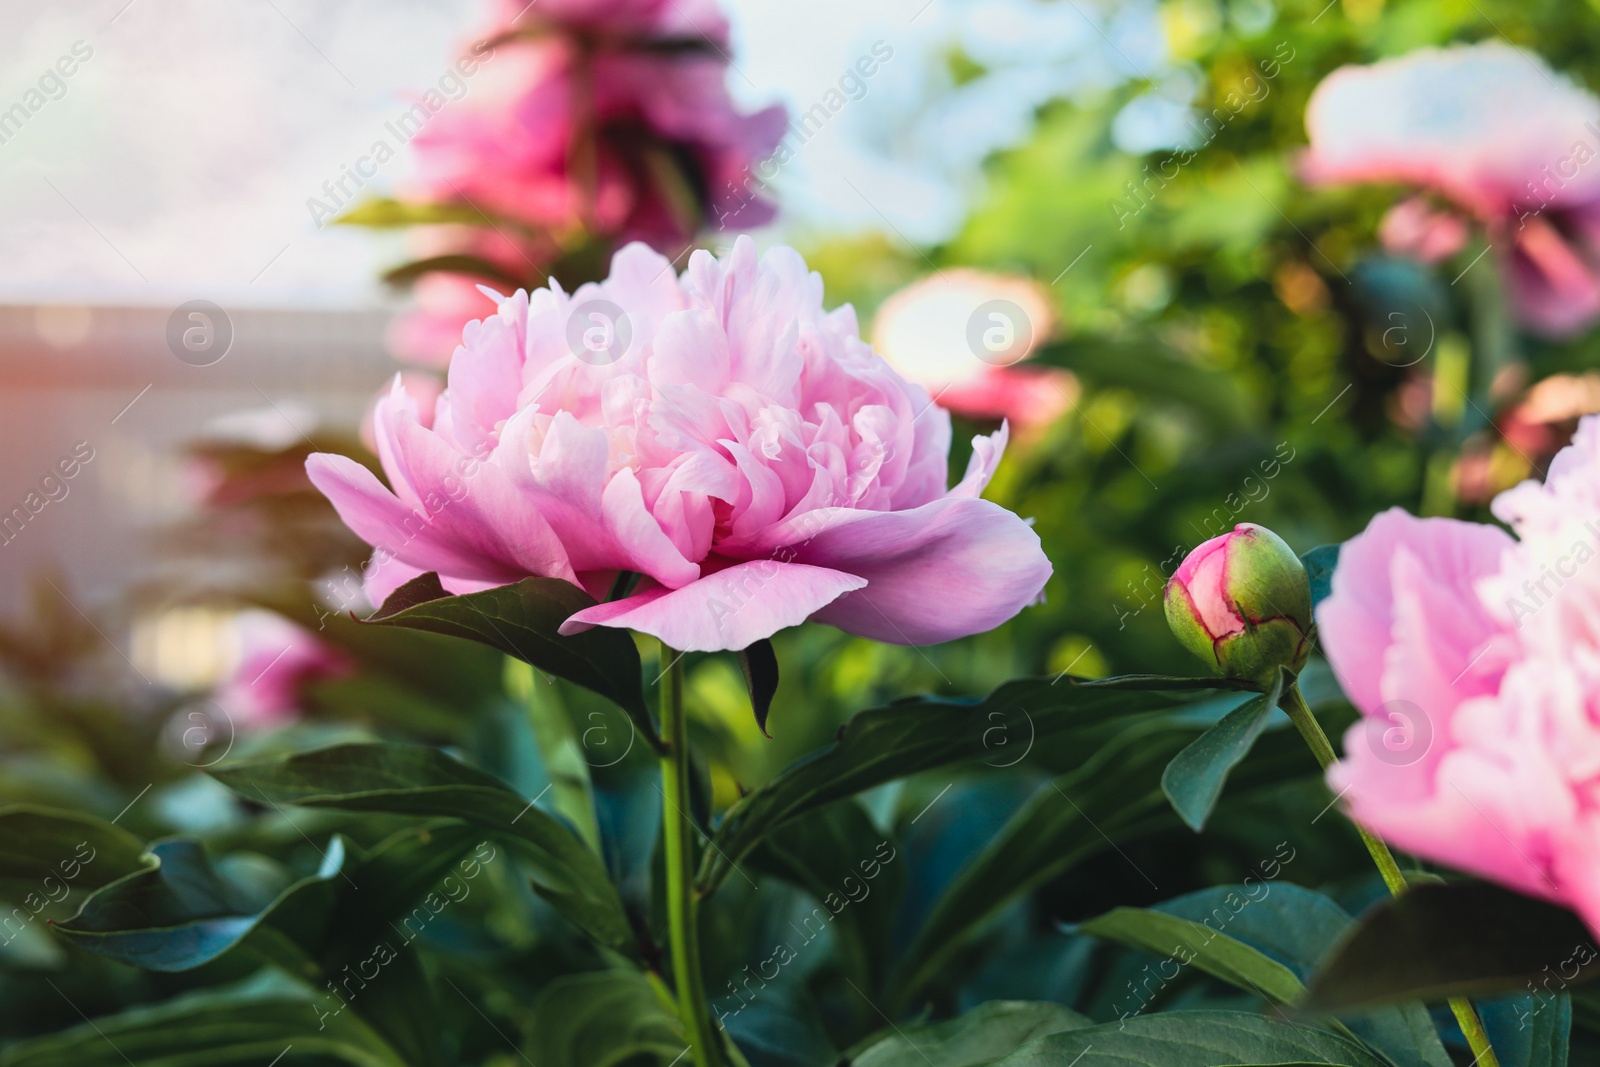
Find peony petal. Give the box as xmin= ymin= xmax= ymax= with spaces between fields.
xmin=1317 ymin=508 xmax=1512 ymax=717
xmin=794 ymin=496 xmax=1052 ymax=645
xmin=559 ymin=561 xmax=867 ymax=652
xmin=387 ymin=411 xmax=579 ymax=586
xmin=305 ymin=452 xmax=523 ymax=586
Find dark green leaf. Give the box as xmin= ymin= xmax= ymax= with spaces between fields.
xmin=1161 ymin=671 xmax=1283 ymax=831
xmin=53 ymin=838 xmax=264 ymax=970
xmin=989 ymin=1010 xmax=1389 ymax=1066
xmin=50 ymin=819 xmax=504 ymax=1067
xmin=888 ymin=730 xmax=1183 ymax=1010
xmin=0 ymin=805 xmax=150 ymax=908
xmin=210 ymin=743 xmax=636 ymax=957
xmin=1154 ymin=884 xmax=1450 ymax=1067
xmin=527 ymin=971 xmax=684 ymax=1067
xmin=698 ymin=679 xmax=1207 ymax=894
xmin=1302 ymin=882 xmax=1599 ymax=1012
xmin=368 ymin=573 xmax=661 ymax=752
xmin=738 ymin=638 xmax=780 ymax=738
xmin=1078 ymin=906 xmax=1305 ymax=1005
xmin=1302 ymin=544 xmax=1341 ymax=609
xmin=851 ymin=1000 xmax=1090 ymax=1067
xmin=0 ymin=979 xmax=407 ymax=1067
xmin=1479 ymin=992 xmax=1571 ymax=1067
xmin=747 ymin=800 xmax=901 ymax=992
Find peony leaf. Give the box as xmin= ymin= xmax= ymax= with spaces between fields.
xmin=368 ymin=573 xmax=662 ymax=751
xmin=53 ymin=826 xmax=484 ymax=1067
xmin=0 ymin=805 xmax=152 ymax=907
xmin=695 ymin=679 xmax=1218 ymax=896
xmin=1301 ymin=544 xmax=1341 ymax=609
xmin=1152 ymin=884 xmax=1451 ymax=1067
xmin=988 ymin=1011 xmax=1389 ymax=1066
xmin=1160 ymin=670 xmax=1284 ymax=831
xmin=886 ymin=729 xmax=1184 ymax=1011
xmin=0 ymin=978 xmax=409 ymax=1067
xmin=737 ymin=638 xmax=780 ymax=737
xmin=1078 ymin=906 xmax=1307 ymax=1005
xmin=527 ymin=971 xmax=685 ymax=1067
xmin=209 ymin=742 xmax=638 ymax=958
xmin=849 ymin=1000 xmax=1090 ymax=1067
xmin=747 ymin=799 xmax=902 ymax=992
xmin=1302 ymin=881 xmax=1600 ymax=1012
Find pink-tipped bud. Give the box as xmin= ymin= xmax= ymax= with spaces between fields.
xmin=1164 ymin=523 xmax=1313 ymax=686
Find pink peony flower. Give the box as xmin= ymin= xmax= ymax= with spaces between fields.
xmin=306 ymin=237 xmax=1053 ymax=653
xmin=213 ymin=610 xmax=352 ymax=729
xmin=1303 ymin=42 xmax=1600 ymax=337
xmin=1321 ymin=415 xmax=1600 ymax=929
xmin=406 ymin=11 xmax=785 ymax=252
xmin=871 ymin=270 xmax=1074 ymax=427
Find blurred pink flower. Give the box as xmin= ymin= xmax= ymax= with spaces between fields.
xmin=1322 ymin=415 xmax=1600 ymax=929
xmin=307 ymin=238 xmax=1053 ymax=653
xmin=214 ymin=610 xmax=352 ymax=729
xmin=388 ymin=227 xmax=544 ymax=368
xmin=1377 ymin=197 xmax=1469 ymax=264
xmin=407 ymin=10 xmax=785 ymax=250
xmin=1303 ymin=42 xmax=1600 ymax=337
xmin=872 ymin=270 xmax=1074 ymax=427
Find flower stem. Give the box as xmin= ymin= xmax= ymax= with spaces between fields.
xmin=1280 ymin=682 xmax=1500 ymax=1067
xmin=659 ymin=643 xmax=725 ymax=1067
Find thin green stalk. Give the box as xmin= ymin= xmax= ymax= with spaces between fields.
xmin=659 ymin=643 xmax=725 ymax=1067
xmin=1280 ymin=682 xmax=1500 ymax=1067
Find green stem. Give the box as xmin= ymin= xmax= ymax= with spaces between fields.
xmin=659 ymin=643 xmax=725 ymax=1067
xmin=1281 ymin=682 xmax=1500 ymax=1067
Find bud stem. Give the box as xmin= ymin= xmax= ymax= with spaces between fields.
xmin=1280 ymin=682 xmax=1500 ymax=1067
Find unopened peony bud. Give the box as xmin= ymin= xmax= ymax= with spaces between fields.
xmin=1164 ymin=523 xmax=1313 ymax=686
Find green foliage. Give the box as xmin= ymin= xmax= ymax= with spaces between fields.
xmin=1160 ymin=672 xmax=1285 ymax=831
xmin=988 ymin=1011 xmax=1389 ymax=1066
xmin=209 ymin=743 xmax=637 ymax=957
xmin=1303 ymin=882 xmax=1600 ymax=1011
xmin=368 ymin=572 xmax=661 ymax=751
xmin=850 ymin=1001 xmax=1090 ymax=1067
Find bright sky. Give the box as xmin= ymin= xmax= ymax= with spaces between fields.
xmin=0 ymin=0 xmax=1164 ymax=308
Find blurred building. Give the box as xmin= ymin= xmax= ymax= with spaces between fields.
xmin=0 ymin=302 xmax=396 ymax=679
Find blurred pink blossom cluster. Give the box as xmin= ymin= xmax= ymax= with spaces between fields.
xmin=1321 ymin=413 xmax=1600 ymax=933
xmin=871 ymin=270 xmax=1076 ymax=429
xmin=385 ymin=0 xmax=786 ymax=368
xmin=1303 ymin=41 xmax=1600 ymax=337
xmin=213 ymin=610 xmax=351 ymax=729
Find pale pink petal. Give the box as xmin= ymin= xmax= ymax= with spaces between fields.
xmin=795 ymin=497 xmax=1052 ymax=645
xmin=559 ymin=562 xmax=867 ymax=652
xmin=1317 ymin=508 xmax=1513 ymax=717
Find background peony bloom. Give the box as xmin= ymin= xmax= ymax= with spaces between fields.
xmin=406 ymin=12 xmax=786 ymax=250
xmin=213 ymin=610 xmax=352 ymax=729
xmin=1164 ymin=523 xmax=1313 ymax=685
xmin=1302 ymin=42 xmax=1600 ymax=337
xmin=307 ymin=237 xmax=1053 ymax=653
xmin=1321 ymin=415 xmax=1600 ymax=931
xmin=871 ymin=270 xmax=1074 ymax=427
